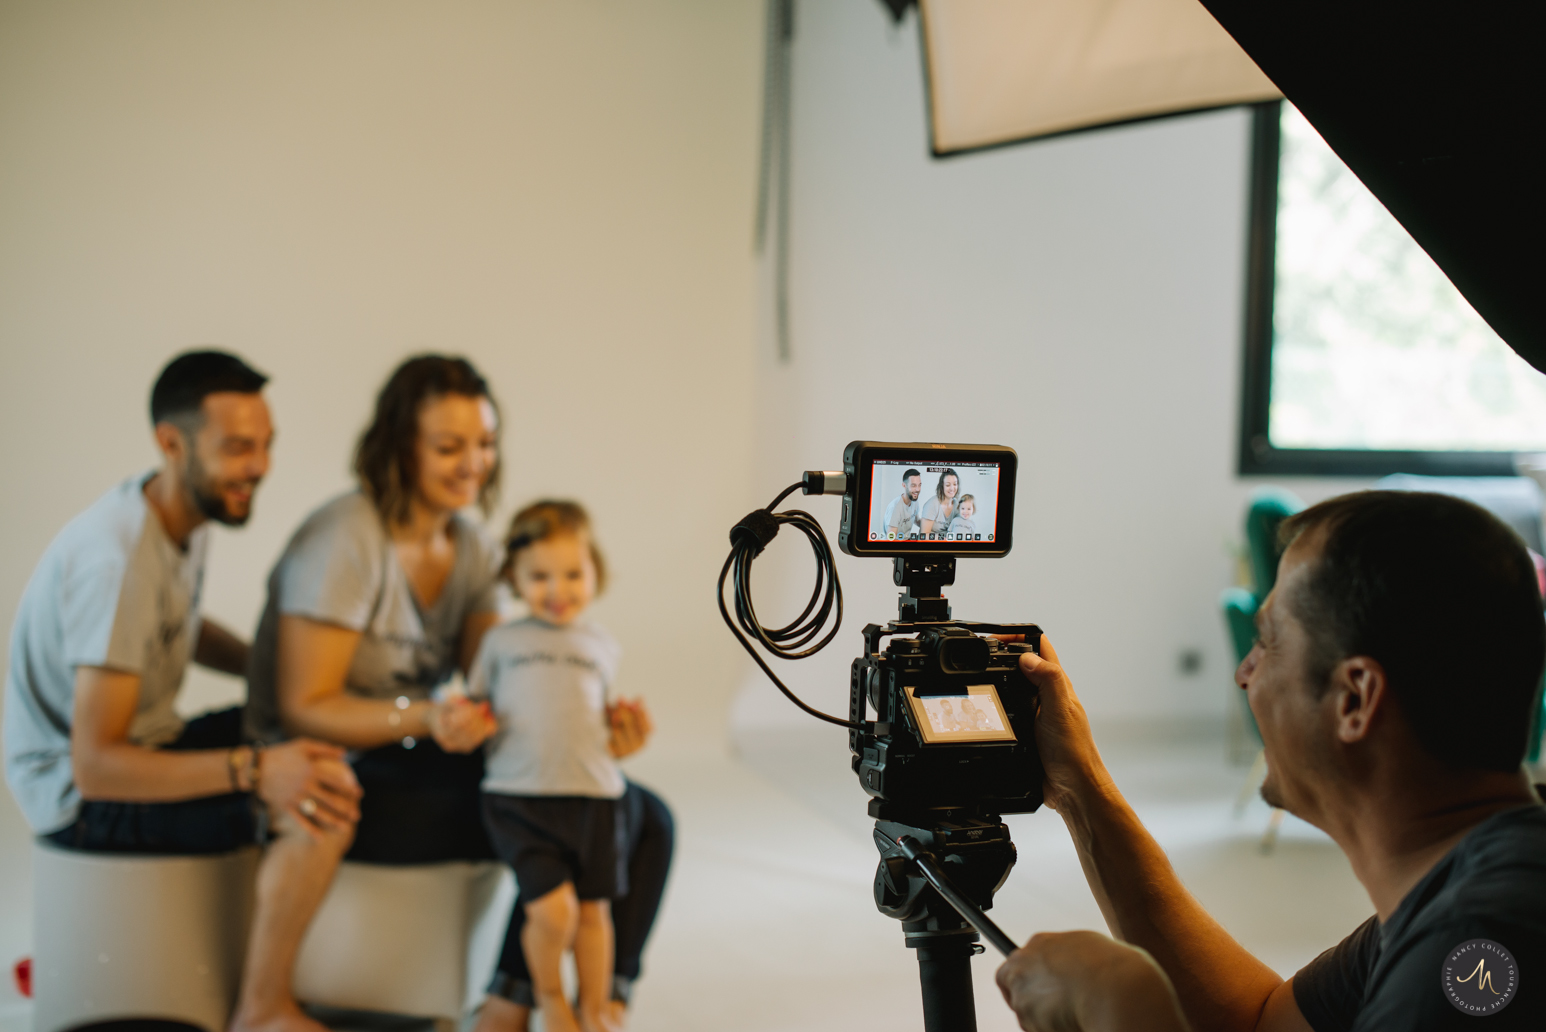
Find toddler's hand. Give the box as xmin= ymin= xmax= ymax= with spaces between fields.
xmin=429 ymin=696 xmax=498 ymax=754
xmin=607 ymin=697 xmax=654 ymax=759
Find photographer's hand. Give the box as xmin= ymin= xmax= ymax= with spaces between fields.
xmin=1003 ymin=634 xmax=1116 ymax=814
xmin=996 ymin=931 xmax=1191 ymax=1032
xmin=1006 ymin=635 xmax=1291 ymax=1032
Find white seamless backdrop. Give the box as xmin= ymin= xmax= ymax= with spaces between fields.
xmin=0 ymin=0 xmax=763 ymax=740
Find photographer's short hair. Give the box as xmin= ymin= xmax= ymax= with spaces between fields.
xmin=1280 ymin=491 xmax=1545 ymax=771
xmin=903 ymin=468 xmax=921 ymax=482
xmin=149 ymin=351 xmax=268 ymax=429
xmin=354 ymin=354 xmax=501 ymax=524
xmin=503 ymin=499 xmax=608 ymax=594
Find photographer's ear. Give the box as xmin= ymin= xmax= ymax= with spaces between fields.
xmin=1330 ymin=656 xmax=1389 ymax=744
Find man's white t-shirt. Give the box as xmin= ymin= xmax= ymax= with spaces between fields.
xmin=883 ymin=494 xmax=921 ymax=538
xmin=3 ymin=473 xmax=207 ymax=833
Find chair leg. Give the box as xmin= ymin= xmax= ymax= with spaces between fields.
xmin=1235 ymin=749 xmax=1267 ymax=817
xmin=1260 ymin=808 xmax=1285 ymax=855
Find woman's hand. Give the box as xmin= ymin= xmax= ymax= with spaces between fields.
xmin=427 ymin=696 xmax=497 ymax=753
xmin=607 ymin=697 xmax=654 ymax=759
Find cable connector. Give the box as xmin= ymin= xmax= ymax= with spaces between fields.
xmin=730 ymin=509 xmax=781 ymax=556
xmin=802 ymin=470 xmax=848 ymax=495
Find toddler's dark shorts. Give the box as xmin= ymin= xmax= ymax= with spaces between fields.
xmin=481 ymin=792 xmax=628 ymax=901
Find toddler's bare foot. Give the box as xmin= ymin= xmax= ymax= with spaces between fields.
xmin=229 ymin=1001 xmax=332 ymax=1032
xmin=579 ymin=1010 xmax=623 ymax=1032
xmin=536 ymin=996 xmax=583 ymax=1032
xmin=577 ymin=1007 xmax=618 ymax=1032
xmin=474 ymin=994 xmax=532 ymax=1032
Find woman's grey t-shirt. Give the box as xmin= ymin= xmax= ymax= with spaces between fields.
xmin=244 ymin=492 xmax=504 ymax=743
xmin=921 ymin=496 xmax=957 ymax=538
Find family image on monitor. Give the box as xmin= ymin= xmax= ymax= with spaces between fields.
xmin=871 ymin=462 xmax=1000 ymax=542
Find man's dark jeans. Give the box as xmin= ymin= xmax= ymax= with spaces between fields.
xmin=44 ymin=708 xmax=260 ymax=855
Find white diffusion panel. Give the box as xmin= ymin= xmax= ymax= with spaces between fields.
xmin=921 ymin=0 xmax=1280 ymax=152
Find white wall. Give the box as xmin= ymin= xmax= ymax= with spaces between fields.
xmin=732 ymin=1 xmax=1365 ymax=733
xmin=0 ymin=0 xmax=762 ymax=735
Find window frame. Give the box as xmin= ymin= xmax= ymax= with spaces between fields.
xmin=1236 ymin=100 xmax=1516 ymax=478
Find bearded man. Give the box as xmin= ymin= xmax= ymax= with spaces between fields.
xmin=5 ymin=351 xmax=363 ymax=1032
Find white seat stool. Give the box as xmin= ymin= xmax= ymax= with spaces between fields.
xmin=293 ymin=860 xmax=512 ymax=1026
xmin=31 ymin=841 xmax=260 ymax=1032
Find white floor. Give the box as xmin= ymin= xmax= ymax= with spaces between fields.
xmin=623 ymin=723 xmax=1371 ymax=1032
xmin=0 ymin=722 xmax=1375 ymax=1032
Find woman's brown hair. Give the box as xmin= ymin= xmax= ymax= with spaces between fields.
xmin=354 ymin=354 xmax=501 ymax=524
xmin=502 ymin=500 xmax=608 ymax=594
xmin=935 ymin=468 xmax=959 ymax=503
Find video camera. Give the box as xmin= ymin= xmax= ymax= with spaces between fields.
xmin=836 ymin=441 xmax=1043 ymax=816
xmin=719 ymin=441 xmax=1044 ymax=1032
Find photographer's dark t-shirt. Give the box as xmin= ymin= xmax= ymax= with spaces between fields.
xmin=1294 ymin=801 xmax=1546 ymax=1030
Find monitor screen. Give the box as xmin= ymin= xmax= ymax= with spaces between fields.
xmin=866 ymin=460 xmax=1002 ymax=545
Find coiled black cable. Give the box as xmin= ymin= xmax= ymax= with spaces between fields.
xmin=717 ymin=482 xmax=865 ymax=730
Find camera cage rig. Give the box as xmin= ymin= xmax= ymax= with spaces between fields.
xmin=717 ymin=443 xmax=1045 ymax=1032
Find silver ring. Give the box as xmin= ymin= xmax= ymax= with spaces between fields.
xmin=299 ymin=797 xmax=318 ymax=817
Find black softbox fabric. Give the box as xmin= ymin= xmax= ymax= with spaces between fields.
xmin=1200 ymin=0 xmax=1546 ymax=371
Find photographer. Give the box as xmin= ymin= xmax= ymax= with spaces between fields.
xmin=997 ymin=491 xmax=1546 ymax=1031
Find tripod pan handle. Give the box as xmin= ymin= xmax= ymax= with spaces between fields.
xmin=896 ymin=836 xmax=1021 ymax=957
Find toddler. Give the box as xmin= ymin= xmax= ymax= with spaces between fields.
xmin=470 ymin=500 xmax=635 ymax=1032
xmin=947 ymin=494 xmax=978 ymax=539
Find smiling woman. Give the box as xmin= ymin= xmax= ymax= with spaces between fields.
xmin=354 ymin=356 xmax=502 ymax=526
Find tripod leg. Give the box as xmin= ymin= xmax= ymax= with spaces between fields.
xmin=915 ymin=937 xmax=977 ymax=1032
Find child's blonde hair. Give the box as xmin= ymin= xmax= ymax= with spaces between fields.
xmin=957 ymin=494 xmax=976 ymax=512
xmin=502 ymin=499 xmax=608 ymax=594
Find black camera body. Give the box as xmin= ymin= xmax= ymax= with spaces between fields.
xmin=848 ymin=563 xmax=1045 ymax=817
xmin=851 ymin=625 xmax=1043 ymax=815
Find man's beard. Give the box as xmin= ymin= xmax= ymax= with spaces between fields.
xmin=187 ymin=452 xmax=254 ymax=527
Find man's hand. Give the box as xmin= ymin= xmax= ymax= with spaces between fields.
xmin=997 ymin=931 xmax=1191 ymax=1032
xmin=428 ymin=696 xmax=497 ymax=754
xmin=258 ymin=739 xmax=362 ymax=836
xmin=1016 ymin=635 xmax=1114 ymax=814
xmin=607 ymin=697 xmax=654 ymax=759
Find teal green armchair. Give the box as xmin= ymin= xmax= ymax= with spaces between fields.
xmin=1221 ymin=489 xmax=1304 ymax=850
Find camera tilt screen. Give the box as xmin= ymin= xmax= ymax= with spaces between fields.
xmin=905 ymin=685 xmax=1017 ymax=744
xmin=868 ymin=460 xmax=1001 ymax=543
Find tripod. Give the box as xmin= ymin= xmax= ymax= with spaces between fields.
xmin=861 ymin=558 xmax=1029 ymax=1030
xmin=870 ymin=806 xmax=1020 ymax=1031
